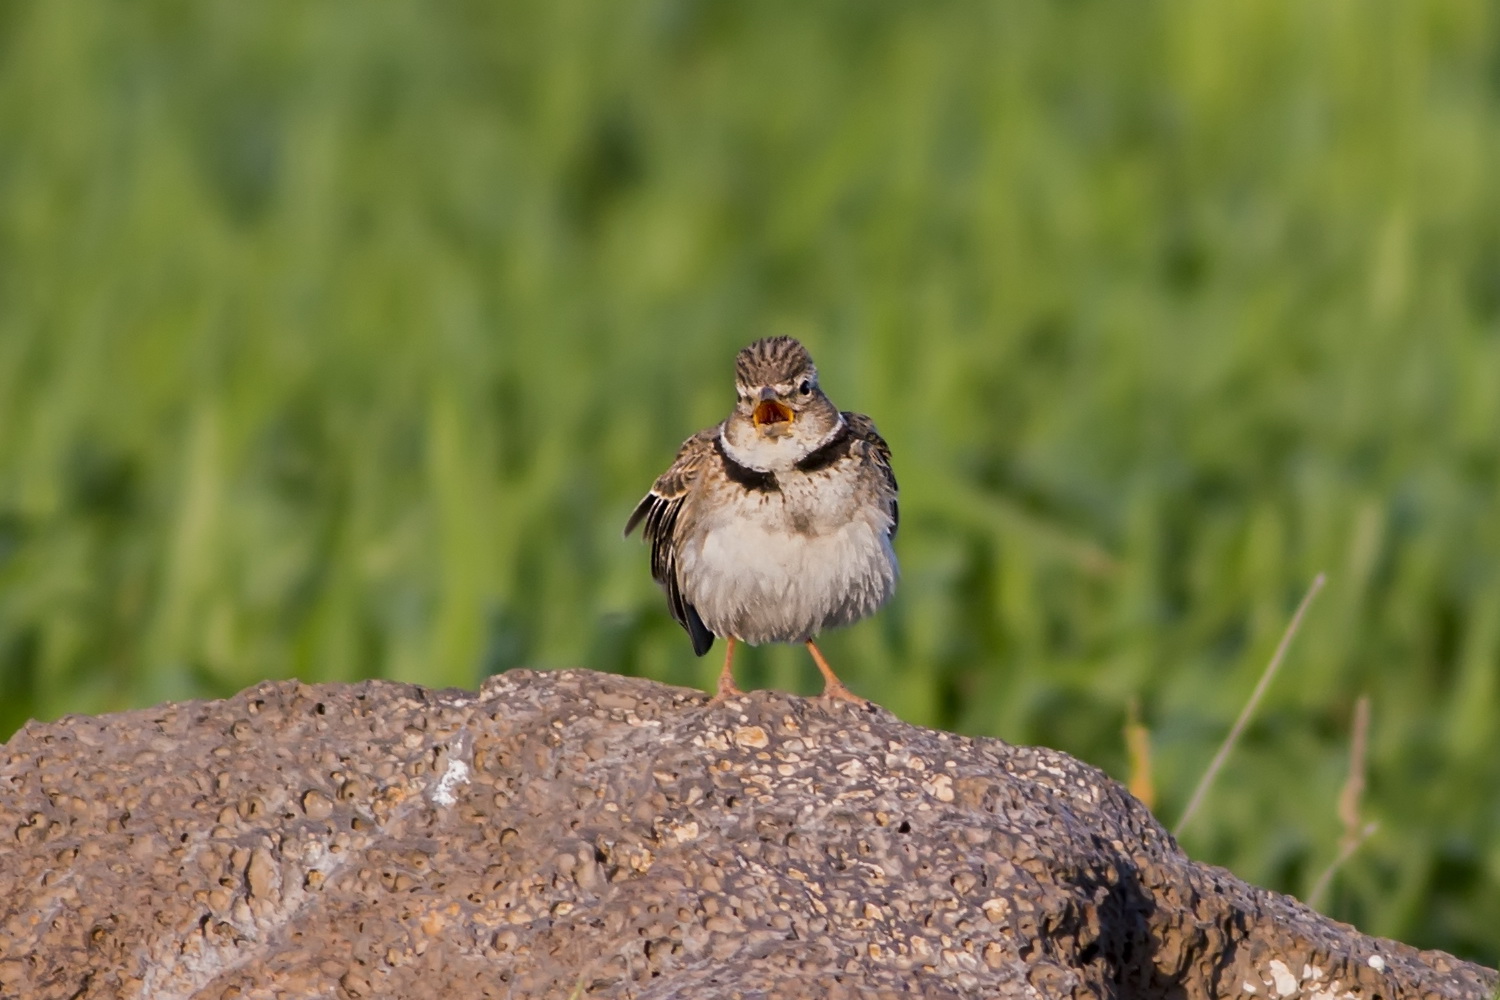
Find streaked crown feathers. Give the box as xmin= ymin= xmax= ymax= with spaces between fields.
xmin=734 ymin=336 xmax=816 ymax=391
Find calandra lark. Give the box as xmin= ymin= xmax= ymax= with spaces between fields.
xmin=625 ymin=337 xmax=898 ymax=703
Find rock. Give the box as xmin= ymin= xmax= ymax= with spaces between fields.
xmin=0 ymin=669 xmax=1493 ymax=999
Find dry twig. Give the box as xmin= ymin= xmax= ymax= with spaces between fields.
xmin=1175 ymin=573 xmax=1327 ymax=836
xmin=1308 ymin=695 xmax=1379 ymax=909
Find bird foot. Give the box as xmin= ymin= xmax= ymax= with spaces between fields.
xmin=707 ymin=682 xmax=746 ymax=706
xmin=817 ymin=682 xmax=872 ymax=708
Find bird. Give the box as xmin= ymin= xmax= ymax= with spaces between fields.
xmin=625 ymin=336 xmax=898 ymax=704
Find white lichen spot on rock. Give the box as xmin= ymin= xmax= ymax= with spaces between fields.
xmin=1367 ymin=954 xmax=1386 ymax=972
xmin=431 ymin=757 xmax=470 ymax=807
xmin=1267 ymin=959 xmax=1299 ymax=997
xmin=1296 ymin=963 xmax=1359 ymax=1000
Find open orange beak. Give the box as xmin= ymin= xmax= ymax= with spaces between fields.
xmin=752 ymin=399 xmax=793 ymax=429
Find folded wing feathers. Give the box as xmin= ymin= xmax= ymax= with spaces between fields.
xmin=625 ymin=428 xmax=719 ymax=656
xmin=844 ymin=411 xmax=899 ymax=540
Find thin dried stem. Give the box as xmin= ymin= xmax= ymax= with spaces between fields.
xmin=1175 ymin=573 xmax=1327 ymax=837
xmin=1337 ymin=696 xmax=1371 ymax=836
xmin=1308 ymin=695 xmax=1378 ymax=909
xmin=1307 ymin=820 xmax=1379 ymax=910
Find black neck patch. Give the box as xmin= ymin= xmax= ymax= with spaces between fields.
xmin=794 ymin=417 xmax=853 ymax=473
xmin=715 ymin=436 xmax=780 ymax=493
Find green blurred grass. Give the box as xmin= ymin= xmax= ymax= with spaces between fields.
xmin=2 ymin=0 xmax=1499 ymax=964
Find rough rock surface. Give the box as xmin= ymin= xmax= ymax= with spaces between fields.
xmin=0 ymin=670 xmax=1494 ymax=1000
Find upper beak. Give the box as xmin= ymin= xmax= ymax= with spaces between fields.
xmin=752 ymin=388 xmax=793 ymax=429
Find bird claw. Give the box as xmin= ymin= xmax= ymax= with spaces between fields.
xmin=707 ymin=684 xmax=746 ymax=706
xmin=817 ymin=683 xmax=872 ymax=709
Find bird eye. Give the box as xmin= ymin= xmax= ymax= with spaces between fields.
xmin=798 ymin=379 xmax=813 ymax=396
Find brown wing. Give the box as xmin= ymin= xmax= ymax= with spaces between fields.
xmin=843 ymin=411 xmax=898 ymax=539
xmin=624 ymin=427 xmax=718 ymax=655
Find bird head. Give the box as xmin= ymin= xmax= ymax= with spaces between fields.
xmin=732 ymin=337 xmax=834 ymax=439
xmin=722 ymin=337 xmax=843 ymax=470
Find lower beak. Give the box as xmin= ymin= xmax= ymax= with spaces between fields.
xmin=752 ymin=400 xmax=793 ymax=428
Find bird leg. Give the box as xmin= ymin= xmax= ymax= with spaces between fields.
xmin=709 ymin=637 xmax=744 ymax=703
xmin=806 ymin=640 xmax=867 ymax=705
